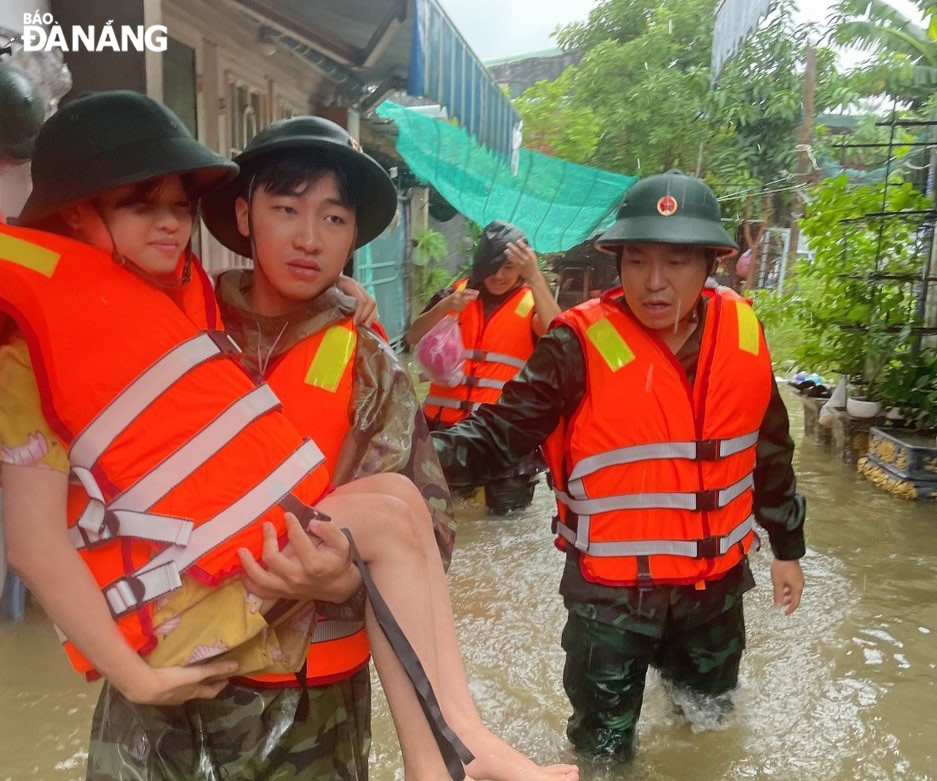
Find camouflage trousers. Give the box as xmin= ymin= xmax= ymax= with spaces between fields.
xmin=85 ymin=668 xmax=371 ymax=780
xmin=561 ymin=590 xmax=746 ymax=761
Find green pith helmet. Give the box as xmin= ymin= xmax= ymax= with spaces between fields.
xmin=201 ymin=116 xmax=397 ymax=256
xmin=596 ymin=169 xmax=738 ymax=258
xmin=18 ymin=90 xmax=238 ymax=227
xmin=0 ymin=62 xmax=45 ymax=161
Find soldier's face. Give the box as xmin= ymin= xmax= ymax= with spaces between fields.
xmin=236 ymin=171 xmax=357 ymax=315
xmin=617 ymin=242 xmax=708 ymax=331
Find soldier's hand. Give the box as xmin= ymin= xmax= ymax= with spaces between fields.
xmin=445 ymin=287 xmax=479 ymax=313
xmin=238 ymin=513 xmax=361 ymax=604
xmin=335 ymin=274 xmax=378 ymax=327
xmin=122 ymin=660 xmax=238 ymax=705
xmin=770 ymin=558 xmax=804 ymax=616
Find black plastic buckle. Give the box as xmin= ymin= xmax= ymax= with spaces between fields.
xmin=696 ymin=489 xmax=719 ymax=512
xmin=102 ymin=509 xmax=120 ymax=537
xmin=696 ymin=536 xmax=721 ymax=559
xmin=118 ymin=576 xmax=147 ymax=606
xmin=206 ymin=329 xmax=241 ymax=356
xmin=696 ymin=439 xmax=720 ymax=461
xmin=551 ymin=516 xmax=559 ymax=535
xmin=459 ymin=400 xmax=476 ymax=412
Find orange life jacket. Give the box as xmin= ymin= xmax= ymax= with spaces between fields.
xmin=542 ymin=286 xmax=773 ymax=587
xmin=0 ymin=223 xmax=331 ymax=676
xmin=423 ymin=279 xmax=536 ymax=425
xmin=245 ymin=317 xmax=371 ymax=686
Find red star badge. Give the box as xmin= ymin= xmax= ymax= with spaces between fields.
xmin=657 ymin=195 xmax=678 ymax=216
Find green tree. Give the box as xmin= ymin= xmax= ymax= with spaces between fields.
xmin=516 ymin=0 xmax=858 ymax=288
xmin=513 ymin=68 xmax=600 ymax=163
xmin=831 ymin=0 xmax=937 ymax=105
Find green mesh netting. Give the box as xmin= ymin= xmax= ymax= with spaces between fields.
xmin=377 ymin=101 xmax=638 ymax=253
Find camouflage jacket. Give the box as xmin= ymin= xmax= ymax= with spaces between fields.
xmin=216 ymin=270 xmax=456 ymax=567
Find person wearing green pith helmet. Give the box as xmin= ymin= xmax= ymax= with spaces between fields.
xmin=432 ymin=170 xmax=806 ymax=761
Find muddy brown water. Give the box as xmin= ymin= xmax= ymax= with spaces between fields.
xmin=1 ymin=388 xmax=935 ymax=780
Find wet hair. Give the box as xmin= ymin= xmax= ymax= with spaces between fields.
xmin=243 ymin=155 xmax=354 ymax=209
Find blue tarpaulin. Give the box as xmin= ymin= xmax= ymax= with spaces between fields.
xmin=408 ymin=0 xmax=521 ymax=163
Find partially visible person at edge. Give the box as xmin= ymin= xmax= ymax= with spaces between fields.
xmin=407 ymin=221 xmax=561 ymax=513
xmin=431 ymin=170 xmax=806 ymax=761
xmin=0 ymin=60 xmax=44 ymax=224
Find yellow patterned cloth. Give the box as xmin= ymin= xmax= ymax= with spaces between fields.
xmin=0 ymin=336 xmax=69 ymax=473
xmin=0 ymin=330 xmax=311 ymax=675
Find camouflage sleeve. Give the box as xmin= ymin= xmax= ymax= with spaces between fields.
xmin=332 ymin=328 xmax=456 ymax=569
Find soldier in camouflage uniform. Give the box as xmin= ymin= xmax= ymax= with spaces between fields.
xmin=87 ymin=118 xmax=456 ymax=779
xmin=433 ymin=171 xmax=806 ymax=761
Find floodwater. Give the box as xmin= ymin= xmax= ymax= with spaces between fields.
xmin=1 ymin=388 xmax=935 ymax=780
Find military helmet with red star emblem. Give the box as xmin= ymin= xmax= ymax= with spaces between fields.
xmin=595 ymin=169 xmax=737 ymax=257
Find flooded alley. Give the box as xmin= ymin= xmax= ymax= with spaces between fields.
xmin=1 ymin=389 xmax=935 ymax=780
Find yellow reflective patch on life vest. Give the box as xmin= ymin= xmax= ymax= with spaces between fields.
xmin=585 ymin=318 xmax=635 ymax=372
xmin=0 ymin=233 xmax=60 ymax=277
xmin=736 ymin=300 xmax=760 ymax=355
xmin=304 ymin=326 xmax=357 ymax=393
xmin=514 ymin=289 xmax=534 ymax=317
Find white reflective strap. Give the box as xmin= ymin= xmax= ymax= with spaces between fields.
xmin=70 ymin=332 xmax=235 ymax=469
xmin=69 ymin=509 xmax=194 ymax=550
xmin=555 ymin=473 xmax=754 ymax=515
xmin=554 ymin=519 xmax=578 ymax=547
xmin=424 ymin=395 xmax=481 ymax=412
xmin=587 ymin=537 xmax=700 ymax=557
xmin=466 ymin=350 xmax=525 ymax=370
xmin=570 ymin=443 xmax=698 ymax=481
xmin=53 ymin=623 xmax=68 ymax=644
xmin=72 ymin=465 xmax=105 ymax=504
xmin=720 ymin=514 xmax=754 ymax=553
xmin=69 ymin=384 xmax=282 ymax=551
xmin=719 ymin=431 xmax=759 ymax=457
xmin=75 ymin=494 xmax=106 ymax=534
xmin=557 ymin=488 xmax=698 ymax=513
xmin=104 ymin=439 xmax=326 ymax=618
xmin=144 ymin=439 xmax=325 ymax=576
xmin=568 ymin=430 xmax=761 ymax=482
xmin=470 ymin=378 xmax=505 ymax=390
xmin=312 ymin=619 xmax=365 ymax=643
xmin=112 ymin=385 xmax=281 ymax=512
xmin=584 ymin=514 xmax=756 ymax=558
xmin=719 ymin=473 xmax=754 ymax=506
xmin=104 ymin=562 xmax=182 ymax=616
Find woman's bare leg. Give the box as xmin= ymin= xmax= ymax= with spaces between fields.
xmin=317 ymin=489 xmax=451 ymax=780
xmin=326 ymin=475 xmax=578 ymax=781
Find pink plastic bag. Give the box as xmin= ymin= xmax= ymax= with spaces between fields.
xmin=415 ymin=314 xmax=465 ymax=387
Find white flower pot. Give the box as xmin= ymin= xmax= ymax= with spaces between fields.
xmin=885 ymin=407 xmax=904 ymax=421
xmin=846 ymin=398 xmax=881 ymax=418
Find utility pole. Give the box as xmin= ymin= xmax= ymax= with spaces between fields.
xmin=785 ymin=45 xmax=817 ymax=282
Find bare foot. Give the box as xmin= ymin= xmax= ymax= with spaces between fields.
xmin=461 ymin=728 xmax=578 ymax=781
